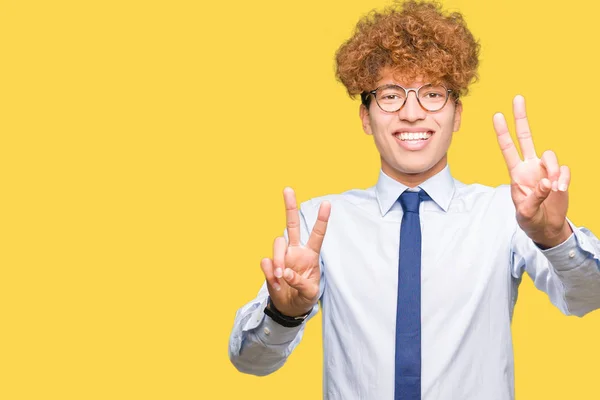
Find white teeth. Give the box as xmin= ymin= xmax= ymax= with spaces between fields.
xmin=395 ymin=131 xmax=432 ymax=141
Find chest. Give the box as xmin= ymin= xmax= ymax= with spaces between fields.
xmin=319 ymin=207 xmax=514 ymax=324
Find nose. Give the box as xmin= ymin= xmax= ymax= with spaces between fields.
xmin=398 ymin=91 xmax=426 ymax=122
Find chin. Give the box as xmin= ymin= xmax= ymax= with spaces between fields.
xmin=395 ymin=162 xmax=436 ymax=175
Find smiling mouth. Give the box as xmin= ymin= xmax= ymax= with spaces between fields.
xmin=394 ymin=131 xmax=434 ymax=141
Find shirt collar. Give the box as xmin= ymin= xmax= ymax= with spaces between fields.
xmin=375 ymin=164 xmax=455 ymax=216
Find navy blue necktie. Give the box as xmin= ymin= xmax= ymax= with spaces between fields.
xmin=395 ymin=190 xmax=429 ymax=400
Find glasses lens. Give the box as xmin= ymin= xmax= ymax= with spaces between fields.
xmin=375 ymin=85 xmax=406 ymax=112
xmin=418 ymin=85 xmax=448 ymax=111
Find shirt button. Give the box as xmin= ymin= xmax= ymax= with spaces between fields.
xmin=263 ymin=327 xmax=271 ymax=336
xmin=568 ymin=250 xmax=576 ymax=258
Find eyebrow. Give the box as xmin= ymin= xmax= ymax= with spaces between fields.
xmin=379 ymin=84 xmax=404 ymax=89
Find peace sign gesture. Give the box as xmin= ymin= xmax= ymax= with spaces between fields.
xmin=260 ymin=188 xmax=331 ymax=317
xmin=493 ymin=95 xmax=573 ymax=248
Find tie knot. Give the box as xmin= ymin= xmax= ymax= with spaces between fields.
xmin=399 ymin=190 xmax=430 ymax=214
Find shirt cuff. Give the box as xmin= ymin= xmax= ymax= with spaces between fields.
xmin=241 ymin=296 xmax=269 ymax=332
xmin=242 ymin=296 xmax=308 ymax=345
xmin=254 ymin=314 xmax=305 ymax=345
xmin=541 ymin=220 xmax=593 ymax=271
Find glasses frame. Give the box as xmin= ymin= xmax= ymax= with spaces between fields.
xmin=368 ymin=83 xmax=454 ymax=113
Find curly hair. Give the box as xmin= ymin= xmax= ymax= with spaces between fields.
xmin=335 ymin=0 xmax=480 ymax=107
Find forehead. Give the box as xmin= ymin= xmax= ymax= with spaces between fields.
xmin=376 ymin=67 xmax=443 ymax=87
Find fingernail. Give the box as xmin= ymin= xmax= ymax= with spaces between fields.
xmin=274 ymin=268 xmax=282 ymax=278
xmin=273 ymin=282 xmax=281 ymax=291
xmin=559 ymin=183 xmax=568 ymax=192
xmin=284 ymin=268 xmax=293 ymax=280
xmin=552 ymin=181 xmax=558 ymax=192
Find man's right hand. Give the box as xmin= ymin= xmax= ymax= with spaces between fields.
xmin=260 ymin=187 xmax=331 ymax=318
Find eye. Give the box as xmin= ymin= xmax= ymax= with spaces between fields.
xmin=378 ymin=88 xmax=404 ymax=101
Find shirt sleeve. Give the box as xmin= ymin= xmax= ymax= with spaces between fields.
xmin=228 ymin=201 xmax=326 ymax=375
xmin=510 ymin=219 xmax=600 ymax=317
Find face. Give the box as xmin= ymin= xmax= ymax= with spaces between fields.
xmin=360 ymin=69 xmax=462 ymax=187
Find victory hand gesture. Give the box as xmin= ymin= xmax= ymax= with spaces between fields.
xmin=260 ymin=188 xmax=331 ymax=317
xmin=493 ymin=95 xmax=573 ymax=248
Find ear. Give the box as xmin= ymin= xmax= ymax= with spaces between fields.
xmin=359 ymin=104 xmax=373 ymax=135
xmin=453 ymin=99 xmax=463 ymax=132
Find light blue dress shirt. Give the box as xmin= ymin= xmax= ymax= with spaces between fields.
xmin=228 ymin=165 xmax=600 ymax=400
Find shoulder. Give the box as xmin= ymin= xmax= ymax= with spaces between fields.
xmin=299 ymin=187 xmax=377 ymax=221
xmin=454 ymin=179 xmax=511 ymax=199
xmin=452 ymin=179 xmax=515 ymax=212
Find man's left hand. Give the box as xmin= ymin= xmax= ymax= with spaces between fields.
xmin=493 ymin=95 xmax=573 ymax=248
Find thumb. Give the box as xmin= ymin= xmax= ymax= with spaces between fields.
xmin=282 ymin=268 xmax=319 ymax=302
xmin=521 ymin=178 xmax=551 ymax=218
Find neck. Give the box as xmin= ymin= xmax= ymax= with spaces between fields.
xmin=381 ymin=155 xmax=447 ymax=188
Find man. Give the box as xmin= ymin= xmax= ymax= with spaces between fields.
xmin=228 ymin=1 xmax=600 ymax=399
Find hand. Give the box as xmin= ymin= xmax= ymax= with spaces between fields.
xmin=260 ymin=187 xmax=331 ymax=317
xmin=493 ymin=95 xmax=573 ymax=248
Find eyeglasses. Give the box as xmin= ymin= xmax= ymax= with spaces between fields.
xmin=368 ymin=83 xmax=453 ymax=113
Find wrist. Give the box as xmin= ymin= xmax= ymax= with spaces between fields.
xmin=264 ymin=297 xmax=312 ymax=328
xmin=534 ymin=222 xmax=573 ymax=249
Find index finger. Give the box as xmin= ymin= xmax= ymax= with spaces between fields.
xmin=493 ymin=112 xmax=521 ymax=171
xmin=513 ymin=95 xmax=537 ymax=160
xmin=306 ymin=201 xmax=331 ymax=254
xmin=283 ymin=187 xmax=301 ymax=246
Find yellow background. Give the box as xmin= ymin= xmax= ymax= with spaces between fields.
xmin=1 ymin=0 xmax=599 ymax=398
